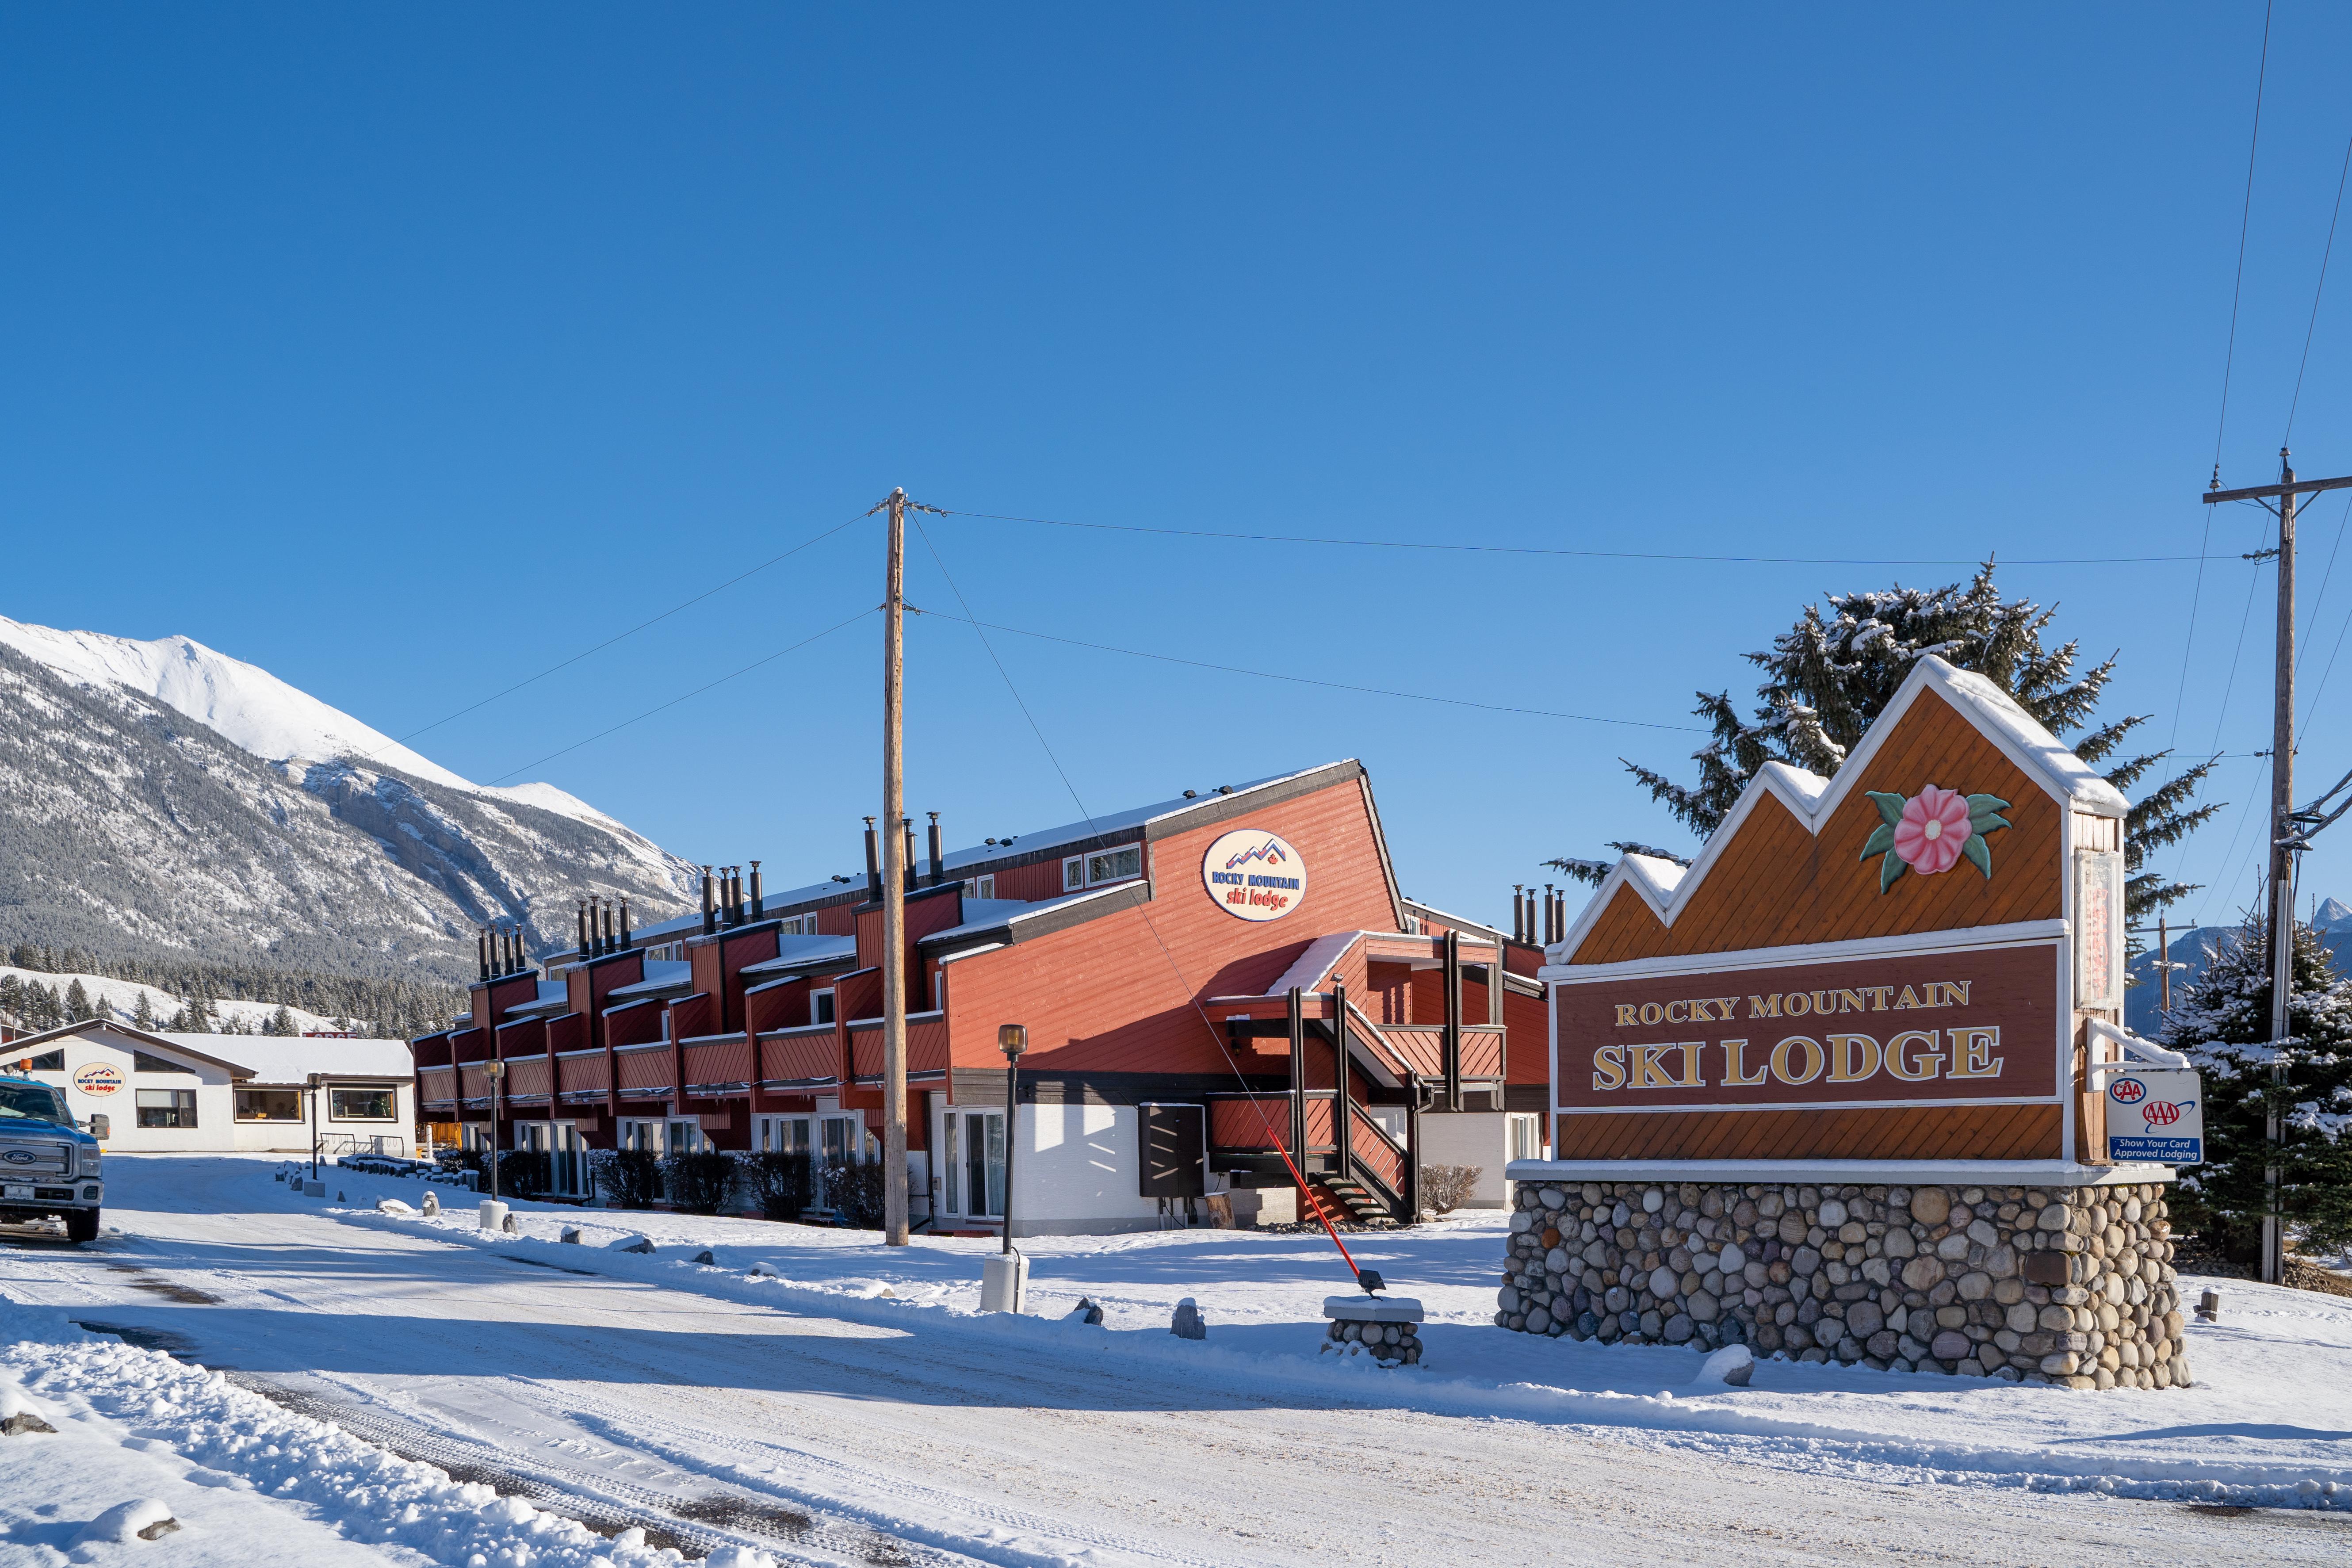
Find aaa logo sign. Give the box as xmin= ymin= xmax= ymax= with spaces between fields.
xmin=2105 ymin=1067 xmax=2203 ymax=1166
xmin=1202 ymin=830 xmax=1307 ymax=922
xmin=71 ymin=1063 xmax=123 ymax=1096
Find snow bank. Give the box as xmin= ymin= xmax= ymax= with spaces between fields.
xmin=298 ymin=1159 xmax=2352 ymax=1509
xmin=0 ymin=1305 xmax=777 ymax=1567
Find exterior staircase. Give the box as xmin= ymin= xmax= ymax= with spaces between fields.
xmin=1311 ymin=1176 xmax=1400 ymax=1228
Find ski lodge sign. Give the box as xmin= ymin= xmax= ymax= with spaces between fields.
xmin=1534 ymin=657 xmax=2186 ymax=1168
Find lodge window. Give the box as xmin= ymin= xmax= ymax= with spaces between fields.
xmin=811 ymin=989 xmax=836 ymax=1026
xmin=666 ymin=1118 xmax=709 ymax=1155
xmin=135 ymin=1089 xmax=197 ymax=1128
xmin=966 ymin=875 xmax=995 ymax=900
xmin=617 ymin=1118 xmax=662 ymax=1153
xmin=132 ymin=1050 xmax=192 ymax=1075
xmin=329 ymin=1087 xmax=397 ymax=1122
xmin=1063 ymin=845 xmax=1141 ymax=892
xmin=235 ymin=1089 xmax=302 ymax=1122
xmin=515 ymin=1121 xmax=589 ymax=1196
xmin=777 ymin=915 xmax=818 ymax=936
xmin=16 ymin=1049 xmax=64 ymax=1071
xmin=1508 ymin=1113 xmax=1545 ymax=1163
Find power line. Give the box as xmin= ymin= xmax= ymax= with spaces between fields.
xmin=2214 ymin=0 xmax=2274 ymax=471
xmin=2285 ymin=121 xmax=2352 ymax=444
xmin=939 ymin=507 xmax=2210 ymax=567
xmin=912 ymin=608 xmax=1708 ymax=733
xmin=2207 ymin=545 xmax=2272 ymax=755
xmin=369 ymin=510 xmax=868 ymax=761
xmin=482 ymin=606 xmax=875 ymax=784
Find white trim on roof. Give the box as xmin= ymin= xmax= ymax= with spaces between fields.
xmin=1553 ymin=656 xmax=2128 ymax=962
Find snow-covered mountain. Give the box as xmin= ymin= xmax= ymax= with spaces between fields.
xmin=0 ymin=616 xmax=698 ymax=982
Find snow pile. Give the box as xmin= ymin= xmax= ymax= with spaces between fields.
xmin=0 ymin=1307 xmax=779 ymax=1567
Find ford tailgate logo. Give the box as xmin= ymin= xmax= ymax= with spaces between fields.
xmin=0 ymin=1150 xmax=37 ymax=1165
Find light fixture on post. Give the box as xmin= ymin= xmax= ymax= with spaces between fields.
xmin=998 ymin=1025 xmax=1027 ymax=1256
xmin=483 ymin=1059 xmax=506 ymax=1201
xmin=979 ymin=1024 xmax=1029 ymax=1314
xmin=306 ymin=1072 xmax=325 ymax=1181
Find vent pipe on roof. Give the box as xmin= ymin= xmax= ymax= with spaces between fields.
xmin=863 ymin=819 xmax=881 ymax=899
xmin=903 ymin=818 xmax=918 ymax=894
xmin=927 ymin=813 xmax=944 ymax=887
xmin=596 ymin=899 xmax=611 ymax=956
xmin=1511 ymin=885 xmax=1525 ymax=946
xmin=619 ymin=900 xmax=631 ymax=949
xmin=577 ymin=901 xmax=590 ymax=963
xmin=701 ymin=866 xmax=717 ymax=935
xmin=728 ymin=866 xmax=742 ymax=926
xmin=749 ymin=862 xmax=764 ymax=920
xmin=476 ymin=927 xmax=490 ymax=982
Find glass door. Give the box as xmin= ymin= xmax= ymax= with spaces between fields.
xmin=945 ymin=1109 xmax=1005 ymax=1218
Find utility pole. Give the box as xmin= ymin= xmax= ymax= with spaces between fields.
xmin=880 ymin=487 xmax=910 ymax=1246
xmin=2202 ymin=450 xmax=2352 ymax=1284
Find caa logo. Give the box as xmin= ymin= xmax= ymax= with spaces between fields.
xmin=71 ymin=1063 xmax=124 ymax=1096
xmin=2107 ymin=1078 xmax=2146 ymax=1105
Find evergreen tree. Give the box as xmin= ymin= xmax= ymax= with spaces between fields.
xmin=132 ymin=991 xmax=156 ymax=1031
xmin=264 ymin=1004 xmax=295 ymax=1037
xmin=0 ymin=974 xmax=21 ymax=1026
xmin=178 ymin=993 xmax=210 ymax=1034
xmin=2157 ymin=915 xmax=2352 ymax=1266
xmin=27 ymin=982 xmax=62 ymax=1029
xmin=62 ymin=979 xmax=93 ymax=1023
xmin=1555 ymin=564 xmax=2220 ymax=930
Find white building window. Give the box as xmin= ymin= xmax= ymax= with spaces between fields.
xmin=1065 ymin=845 xmax=1141 ymax=892
xmin=617 ymin=1118 xmax=663 ymax=1154
xmin=667 ymin=1119 xmax=708 ymax=1155
xmin=1508 ymin=1113 xmax=1546 ymax=1163
xmin=811 ymin=988 xmax=836 ymax=1026
xmin=967 ymin=875 xmax=995 ymax=899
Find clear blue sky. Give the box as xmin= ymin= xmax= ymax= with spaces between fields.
xmin=5 ymin=5 xmax=2350 ymax=935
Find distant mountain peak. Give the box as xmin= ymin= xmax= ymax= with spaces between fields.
xmin=0 ymin=617 xmax=696 ymax=979
xmin=2317 ymin=897 xmax=2352 ymax=929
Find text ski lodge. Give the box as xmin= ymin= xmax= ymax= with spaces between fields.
xmin=411 ymin=762 xmax=1557 ymax=1235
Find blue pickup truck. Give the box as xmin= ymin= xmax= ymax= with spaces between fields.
xmin=0 ymin=1072 xmax=105 ymax=1244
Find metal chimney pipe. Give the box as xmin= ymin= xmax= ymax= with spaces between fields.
xmin=477 ymin=928 xmax=490 ymax=981
xmin=701 ymin=865 xmax=717 ymax=935
xmin=863 ymin=819 xmax=881 ymax=899
xmin=927 ymin=812 xmax=944 ymax=887
xmin=749 ymin=861 xmax=764 ymax=920
xmin=903 ymin=818 xmax=918 ymax=894
xmin=577 ymin=901 xmax=590 ymax=962
xmin=1512 ymin=885 xmax=1525 ymax=945
xmin=727 ymin=866 xmax=742 ymax=926
xmin=601 ymin=899 xmax=616 ymax=955
xmin=619 ymin=900 xmax=631 ymax=948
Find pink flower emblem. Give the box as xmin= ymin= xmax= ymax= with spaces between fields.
xmin=1891 ymin=785 xmax=1973 ymax=876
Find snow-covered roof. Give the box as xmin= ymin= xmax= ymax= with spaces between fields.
xmin=163 ymin=1033 xmax=414 ymax=1084
xmin=628 ymin=764 xmax=1360 ymax=948
xmin=738 ymin=936 xmax=859 ymax=977
xmin=604 ymin=961 xmax=693 ymax=1001
xmin=916 ymin=885 xmax=1134 ymax=947
xmin=502 ymin=981 xmax=574 ymax=1017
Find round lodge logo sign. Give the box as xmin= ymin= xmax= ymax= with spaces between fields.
xmin=1202 ymin=830 xmax=1307 ymax=922
xmin=71 ymin=1062 xmax=124 ymax=1096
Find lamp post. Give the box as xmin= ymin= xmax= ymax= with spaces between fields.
xmin=306 ymin=1072 xmax=325 ymax=1181
xmin=998 ymin=1025 xmax=1026 ymax=1254
xmin=483 ymin=1059 xmax=506 ymax=1201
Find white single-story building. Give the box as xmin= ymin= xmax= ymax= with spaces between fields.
xmin=4 ymin=1022 xmax=416 ymax=1155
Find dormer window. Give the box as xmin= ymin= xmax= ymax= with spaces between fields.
xmin=1064 ymin=845 xmax=1142 ymax=891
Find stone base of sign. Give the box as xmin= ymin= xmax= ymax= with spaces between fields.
xmin=1499 ymin=1175 xmax=2188 ymax=1389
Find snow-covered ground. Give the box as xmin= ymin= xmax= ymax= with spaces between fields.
xmin=2 ymin=1155 xmax=2348 ymax=1566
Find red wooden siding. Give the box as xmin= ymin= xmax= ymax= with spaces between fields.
xmin=941 ymin=776 xmax=1401 ymax=1078
xmin=683 ymin=1036 xmax=754 ymax=1093
xmin=556 ymin=1048 xmax=608 ymax=1101
xmin=1557 ymin=1103 xmax=2063 ymax=1161
xmin=759 ymin=1026 xmax=841 ymax=1086
xmin=615 ymin=1043 xmax=673 ymax=1096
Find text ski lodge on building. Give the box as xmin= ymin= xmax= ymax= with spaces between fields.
xmin=410 ymin=762 xmax=1555 ymax=1235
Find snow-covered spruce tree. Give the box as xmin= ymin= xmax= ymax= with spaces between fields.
xmin=62 ymin=978 xmax=93 ymax=1023
xmin=266 ymin=1004 xmax=296 ymax=1036
xmin=1550 ymin=564 xmax=2219 ymax=931
xmin=2157 ymin=914 xmax=2352 ymax=1266
xmin=132 ymin=991 xmax=155 ymax=1031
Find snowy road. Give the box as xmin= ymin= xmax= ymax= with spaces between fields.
xmin=3 ymin=1158 xmax=2348 ymax=1566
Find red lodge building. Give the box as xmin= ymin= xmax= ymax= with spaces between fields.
xmin=410 ymin=762 xmax=1553 ymax=1234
